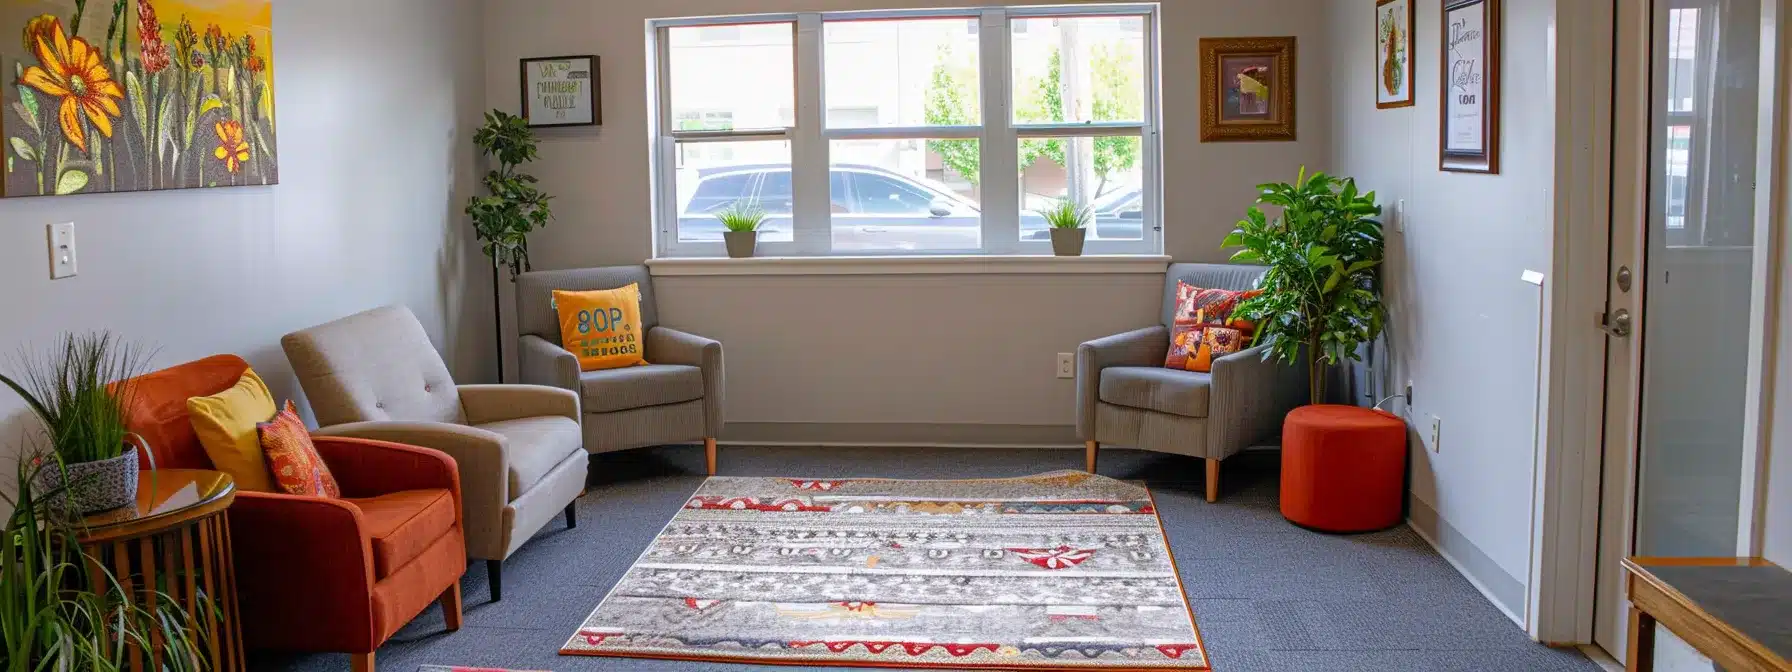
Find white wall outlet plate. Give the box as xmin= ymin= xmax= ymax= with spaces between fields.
xmin=1057 ymin=353 xmax=1075 ymax=379
xmin=1427 ymin=414 xmax=1442 ymax=453
xmin=48 ymin=222 xmax=76 ymax=280
xmin=1394 ymin=199 xmax=1407 ymax=233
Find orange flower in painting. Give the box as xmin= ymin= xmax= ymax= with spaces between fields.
xmin=19 ymin=17 xmax=124 ymax=153
xmin=214 ymin=121 xmax=251 ymax=173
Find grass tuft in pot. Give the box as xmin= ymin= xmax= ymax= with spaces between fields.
xmin=0 ymin=333 xmax=150 ymax=465
xmin=1042 ymin=198 xmax=1091 ymax=256
xmin=716 ymin=201 xmax=767 ymax=234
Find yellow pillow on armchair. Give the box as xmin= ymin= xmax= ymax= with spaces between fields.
xmin=554 ymin=285 xmax=646 ymax=371
xmin=187 ymin=369 xmax=278 ymax=492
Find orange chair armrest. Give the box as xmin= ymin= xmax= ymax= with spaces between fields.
xmin=227 ymin=491 xmax=379 ymax=653
xmin=311 ymin=436 xmax=463 ymax=522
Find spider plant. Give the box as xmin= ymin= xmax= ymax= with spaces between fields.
xmin=716 ymin=201 xmax=768 ymax=233
xmin=0 ymin=333 xmax=150 ymax=465
xmin=1 ymin=452 xmax=207 ymax=671
xmin=1041 ymin=198 xmax=1092 ymax=229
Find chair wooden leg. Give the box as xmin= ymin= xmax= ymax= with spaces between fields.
xmin=1205 ymin=458 xmax=1220 ymax=503
xmin=1085 ymin=441 xmax=1099 ymax=473
xmin=705 ymin=438 xmax=718 ymax=475
xmin=487 ymin=559 xmax=503 ymax=603
xmin=440 ymin=583 xmax=463 ymax=631
xmin=565 ymin=502 xmax=578 ymax=529
xmin=352 ymin=651 xmax=375 ymax=672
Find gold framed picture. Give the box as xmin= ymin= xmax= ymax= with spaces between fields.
xmin=1376 ymin=0 xmax=1416 ymax=108
xmin=1199 ymin=36 xmax=1296 ymax=142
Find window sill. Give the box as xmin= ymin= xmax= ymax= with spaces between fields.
xmin=646 ymin=254 xmax=1172 ymax=277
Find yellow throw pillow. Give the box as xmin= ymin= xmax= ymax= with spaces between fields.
xmin=555 ymin=285 xmax=647 ymax=371
xmin=187 ymin=369 xmax=278 ymax=492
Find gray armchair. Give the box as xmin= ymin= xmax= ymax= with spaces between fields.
xmin=1076 ymin=263 xmax=1307 ymax=502
xmin=282 ymin=305 xmax=587 ymax=602
xmin=515 ymin=266 xmax=726 ymax=474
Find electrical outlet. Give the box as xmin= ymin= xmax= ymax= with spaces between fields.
xmin=1427 ymin=414 xmax=1442 ymax=453
xmin=47 ymin=222 xmax=76 ymax=279
xmin=1394 ymin=199 xmax=1407 ymax=233
xmin=1405 ymin=381 xmax=1414 ymax=406
xmin=1057 ymin=353 xmax=1075 ymax=379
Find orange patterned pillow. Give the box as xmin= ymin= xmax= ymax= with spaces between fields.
xmin=1164 ymin=283 xmax=1261 ymax=373
xmin=257 ymin=401 xmax=340 ymax=498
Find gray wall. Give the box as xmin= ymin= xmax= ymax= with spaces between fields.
xmin=0 ymin=0 xmax=490 ymax=506
xmin=482 ymin=0 xmax=1331 ymax=438
xmin=1325 ymin=0 xmax=1559 ymax=617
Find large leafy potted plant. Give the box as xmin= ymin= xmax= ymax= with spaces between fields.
xmin=1222 ymin=168 xmax=1386 ymax=405
xmin=2 ymin=453 xmax=205 ymax=670
xmin=0 ymin=332 xmax=149 ymax=514
xmin=466 ymin=109 xmax=553 ymax=381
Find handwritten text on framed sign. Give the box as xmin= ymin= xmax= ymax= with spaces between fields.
xmin=522 ymin=55 xmax=600 ymax=127
xmin=1440 ymin=0 xmax=1499 ymax=173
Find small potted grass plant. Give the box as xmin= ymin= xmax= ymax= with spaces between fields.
xmin=0 ymin=332 xmax=151 ymax=514
xmin=1043 ymin=198 xmax=1092 ymax=256
xmin=718 ymin=201 xmax=768 ymax=258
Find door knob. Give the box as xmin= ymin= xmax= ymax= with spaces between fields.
xmin=1599 ymin=309 xmax=1633 ymax=338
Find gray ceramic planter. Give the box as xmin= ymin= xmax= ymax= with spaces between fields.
xmin=34 ymin=447 xmax=140 ymax=514
xmin=1050 ymin=228 xmax=1087 ymax=256
xmin=724 ymin=230 xmax=759 ymax=258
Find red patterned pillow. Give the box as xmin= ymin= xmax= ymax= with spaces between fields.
xmin=1165 ymin=282 xmax=1261 ymax=373
xmin=257 ymin=401 xmax=340 ymax=498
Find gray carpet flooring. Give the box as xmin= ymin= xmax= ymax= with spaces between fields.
xmin=254 ymin=446 xmax=1601 ymax=672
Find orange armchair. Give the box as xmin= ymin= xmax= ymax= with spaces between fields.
xmin=120 ymin=355 xmax=466 ymax=672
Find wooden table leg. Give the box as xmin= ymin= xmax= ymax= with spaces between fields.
xmin=1626 ymin=605 xmax=1656 ymax=672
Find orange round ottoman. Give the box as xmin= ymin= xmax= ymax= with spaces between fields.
xmin=1280 ymin=404 xmax=1407 ymax=533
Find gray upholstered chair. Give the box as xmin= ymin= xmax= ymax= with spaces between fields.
xmin=282 ymin=305 xmax=586 ymax=603
xmin=1076 ymin=263 xmax=1307 ymax=502
xmin=514 ymin=266 xmax=726 ymax=474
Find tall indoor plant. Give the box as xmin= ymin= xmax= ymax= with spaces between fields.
xmin=466 ymin=109 xmax=554 ymax=381
xmin=1222 ymin=168 xmax=1385 ymax=405
xmin=0 ymin=332 xmax=149 ymax=513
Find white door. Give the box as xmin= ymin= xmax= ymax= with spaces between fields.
xmin=1591 ymin=0 xmax=1779 ymax=662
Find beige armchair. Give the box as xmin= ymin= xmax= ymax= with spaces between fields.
xmin=282 ymin=305 xmax=586 ymax=603
xmin=1077 ymin=263 xmax=1307 ymax=502
xmin=514 ymin=266 xmax=726 ymax=474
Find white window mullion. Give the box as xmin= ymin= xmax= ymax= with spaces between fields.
xmin=979 ymin=9 xmax=1022 ymax=255
xmin=791 ymin=14 xmax=830 ymax=256
xmin=1141 ymin=6 xmax=1163 ymax=254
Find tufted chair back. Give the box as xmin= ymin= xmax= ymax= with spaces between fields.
xmin=281 ymin=305 xmax=463 ymax=427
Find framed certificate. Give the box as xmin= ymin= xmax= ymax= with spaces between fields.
xmin=1440 ymin=0 xmax=1499 ymax=173
xmin=521 ymin=55 xmax=599 ymax=127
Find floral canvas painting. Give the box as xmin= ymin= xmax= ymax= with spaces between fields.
xmin=2 ymin=0 xmax=275 ymax=197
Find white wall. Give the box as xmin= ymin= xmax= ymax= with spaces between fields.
xmin=0 ymin=0 xmax=490 ymax=505
xmin=481 ymin=0 xmax=1331 ymax=438
xmin=1327 ymin=0 xmax=1558 ymax=615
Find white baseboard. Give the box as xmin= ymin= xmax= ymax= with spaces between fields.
xmin=1408 ymin=516 xmax=1527 ymax=629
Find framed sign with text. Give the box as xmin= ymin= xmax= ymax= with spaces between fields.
xmin=1440 ymin=0 xmax=1499 ymax=173
xmin=521 ymin=55 xmax=600 ymax=127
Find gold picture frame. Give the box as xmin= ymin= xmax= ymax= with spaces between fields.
xmin=1200 ymin=36 xmax=1297 ymax=142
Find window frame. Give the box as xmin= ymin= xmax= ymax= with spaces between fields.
xmin=650 ymin=4 xmax=1163 ymax=259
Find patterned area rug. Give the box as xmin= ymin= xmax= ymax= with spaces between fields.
xmin=560 ymin=471 xmax=1208 ymax=670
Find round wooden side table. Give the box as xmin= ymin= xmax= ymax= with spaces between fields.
xmin=81 ymin=469 xmax=244 ymax=672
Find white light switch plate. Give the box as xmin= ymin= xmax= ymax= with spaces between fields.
xmin=48 ymin=222 xmax=76 ymax=279
xmin=1394 ymin=199 xmax=1406 ymax=233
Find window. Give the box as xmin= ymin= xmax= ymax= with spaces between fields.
xmin=652 ymin=6 xmax=1160 ymax=258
